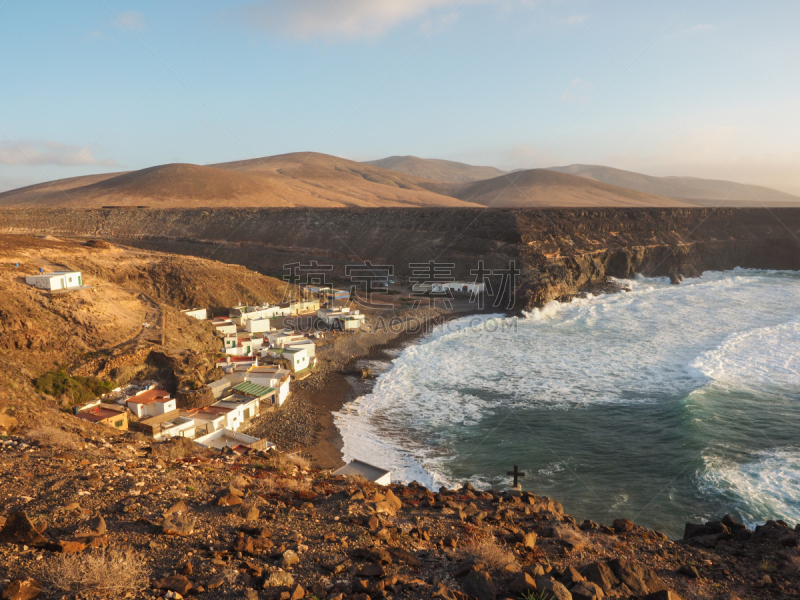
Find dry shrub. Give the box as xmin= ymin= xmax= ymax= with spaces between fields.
xmin=462 ymin=537 xmax=518 ymax=572
xmin=257 ymin=475 xmax=312 ymax=495
xmin=287 ymin=453 xmax=311 ymax=470
xmin=26 ymin=426 xmax=80 ymax=449
xmin=43 ymin=547 xmax=150 ymax=595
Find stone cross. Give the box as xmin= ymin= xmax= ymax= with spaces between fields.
xmin=507 ymin=464 xmax=526 ymax=488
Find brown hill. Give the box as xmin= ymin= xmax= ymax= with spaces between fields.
xmin=548 ymin=164 xmax=800 ymax=206
xmin=0 ymin=153 xmax=480 ymax=209
xmin=363 ymin=155 xmax=508 ymax=183
xmin=434 ymin=169 xmax=693 ymax=208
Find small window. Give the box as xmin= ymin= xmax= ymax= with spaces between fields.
xmin=114 ymin=419 xmax=124 ymax=428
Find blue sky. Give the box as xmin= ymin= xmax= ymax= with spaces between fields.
xmin=1 ymin=0 xmax=800 ymax=193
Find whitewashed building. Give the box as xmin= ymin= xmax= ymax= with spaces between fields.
xmin=245 ymin=317 xmax=272 ymax=334
xmin=245 ymin=366 xmax=291 ymax=406
xmin=181 ymin=308 xmax=208 ymax=320
xmin=125 ymin=389 xmax=176 ymax=419
xmin=212 ymin=319 xmax=237 ymax=336
xmin=333 ymin=460 xmax=392 ymax=485
xmin=25 ymin=271 xmax=83 ymax=291
xmin=431 ymin=282 xmax=486 ymax=294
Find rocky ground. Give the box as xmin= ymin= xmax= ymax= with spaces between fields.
xmin=1 ymin=430 xmax=799 ymax=600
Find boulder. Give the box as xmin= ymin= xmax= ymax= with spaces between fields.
xmin=0 ymin=513 xmax=46 ymax=546
xmin=607 ymin=558 xmax=666 ymax=596
xmin=643 ymin=591 xmax=684 ymax=600
xmin=462 ymin=571 xmax=496 ymax=600
xmin=162 ymin=514 xmax=196 ymax=536
xmin=536 ymin=578 xmax=572 ymax=600
xmin=612 ymin=518 xmax=635 ymax=533
xmin=508 ymin=572 xmax=537 ymax=594
xmin=153 ymin=575 xmax=192 ymax=596
xmin=217 ymin=493 xmax=243 ymax=507
xmin=280 ymin=549 xmax=300 ymax=568
xmin=560 ymin=565 xmax=585 ymax=587
xmin=579 ymin=562 xmax=619 ymax=592
xmin=1 ymin=579 xmax=42 ymax=600
xmin=570 ymin=581 xmax=604 ymax=600
xmin=383 ymin=489 xmax=402 ymax=510
xmin=241 ymin=505 xmax=260 ymax=521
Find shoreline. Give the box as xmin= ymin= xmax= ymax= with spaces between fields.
xmin=297 ymin=306 xmax=504 ymax=470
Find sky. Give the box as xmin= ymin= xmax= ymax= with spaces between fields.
xmin=1 ymin=0 xmax=800 ymax=194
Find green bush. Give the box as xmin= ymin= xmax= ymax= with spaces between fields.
xmin=34 ymin=369 xmax=114 ymax=405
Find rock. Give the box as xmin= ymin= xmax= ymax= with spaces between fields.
xmin=383 ymin=489 xmax=402 ymax=510
xmin=241 ymin=505 xmax=260 ymax=521
xmin=1 ymin=578 xmax=42 ymax=600
xmin=677 ymin=565 xmax=700 ymax=579
xmin=244 ymin=590 xmax=259 ymax=600
xmin=560 ymin=565 xmax=586 ymax=587
xmin=536 ymin=578 xmax=572 ymax=600
xmin=218 ymin=493 xmax=243 ymax=507
xmin=462 ymin=571 xmax=496 ymax=600
xmin=570 ymin=581 xmax=604 ymax=600
xmin=54 ymin=540 xmax=86 ymax=553
xmin=612 ymin=518 xmax=635 ymax=533
xmin=443 ymin=535 xmax=458 ymax=548
xmin=524 ymin=564 xmax=546 ymax=578
xmin=372 ymin=501 xmax=395 ymax=515
xmin=642 ymin=592 xmax=684 ymax=600
xmin=508 ymin=572 xmax=537 ymax=594
xmin=356 ymin=563 xmax=385 ymax=578
xmin=388 ymin=547 xmax=421 ymax=568
xmin=579 ymin=562 xmax=619 ymax=593
xmin=0 ymin=512 xmax=46 ymax=545
xmin=153 ymin=574 xmax=192 ymax=596
xmin=281 ymin=549 xmax=300 ymax=568
xmin=453 ymin=557 xmax=484 ymax=578
xmin=265 ymin=571 xmax=295 ymax=587
xmin=162 ymin=513 xmax=196 ymax=536
xmin=84 ymin=516 xmax=106 ymax=535
xmin=207 ymin=575 xmax=226 ymax=590
xmin=166 ymin=500 xmax=189 ymax=516
xmin=290 ymin=584 xmax=305 ymax=599
xmin=607 ymin=558 xmax=666 ymax=596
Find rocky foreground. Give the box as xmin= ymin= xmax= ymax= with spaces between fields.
xmin=0 ymin=431 xmax=798 ymax=600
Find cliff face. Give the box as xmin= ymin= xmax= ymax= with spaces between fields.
xmin=2 ymin=207 xmax=799 ymax=310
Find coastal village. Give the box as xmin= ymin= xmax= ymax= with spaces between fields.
xmin=2 ymin=249 xmax=796 ymax=600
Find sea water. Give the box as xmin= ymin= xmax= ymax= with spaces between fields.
xmin=333 ymin=270 xmax=800 ymax=538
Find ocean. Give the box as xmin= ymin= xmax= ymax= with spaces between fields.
xmin=334 ymin=269 xmax=800 ymax=538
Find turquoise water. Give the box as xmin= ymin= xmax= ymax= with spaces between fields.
xmin=334 ymin=270 xmax=800 ymax=538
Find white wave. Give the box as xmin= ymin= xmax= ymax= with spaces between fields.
xmin=335 ymin=269 xmax=800 ymax=509
xmin=701 ymin=449 xmax=800 ymax=526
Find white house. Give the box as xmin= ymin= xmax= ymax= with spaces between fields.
xmin=181 ymin=308 xmax=208 ymax=320
xmin=25 ymin=271 xmax=83 ymax=291
xmin=431 ymin=282 xmax=486 ymax=294
xmin=245 ymin=366 xmax=291 ymax=406
xmin=212 ymin=319 xmax=237 ymax=336
xmin=224 ymin=334 xmax=264 ymax=357
xmin=125 ymin=389 xmax=176 ymax=419
xmin=333 ymin=460 xmax=392 ymax=486
xmin=194 ymin=428 xmax=273 ymax=451
xmin=214 ymin=392 xmax=261 ymax=424
xmin=230 ymin=304 xmax=286 ymax=326
xmin=288 ymin=299 xmax=320 ymax=315
xmin=285 ymin=338 xmax=316 ymax=359
xmin=245 ymin=317 xmax=272 ymax=334
xmin=269 ymin=346 xmax=312 ymax=372
xmin=182 ymin=407 xmax=229 ymax=435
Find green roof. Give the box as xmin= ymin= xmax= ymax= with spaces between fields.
xmin=232 ymin=382 xmax=276 ymax=398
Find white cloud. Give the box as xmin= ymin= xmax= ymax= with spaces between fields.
xmin=0 ymin=141 xmax=118 ymax=168
xmin=668 ymin=23 xmax=714 ymax=39
xmin=560 ymin=78 xmax=593 ymax=105
xmin=113 ymin=11 xmax=145 ymax=30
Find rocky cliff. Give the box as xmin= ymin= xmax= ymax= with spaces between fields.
xmin=2 ymin=208 xmax=799 ymax=310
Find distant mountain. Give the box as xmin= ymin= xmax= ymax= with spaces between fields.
xmin=547 ymin=164 xmax=800 ymax=206
xmin=363 ymin=156 xmax=508 ymax=183
xmin=0 ymin=153 xmax=481 ymax=209
xmin=431 ymin=168 xmax=692 ymax=208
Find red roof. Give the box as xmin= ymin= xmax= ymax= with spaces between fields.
xmin=77 ymin=407 xmax=124 ymax=423
xmin=128 ymin=389 xmax=171 ymax=405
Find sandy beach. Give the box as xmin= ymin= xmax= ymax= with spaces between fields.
xmin=245 ymin=301 xmax=497 ymax=470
